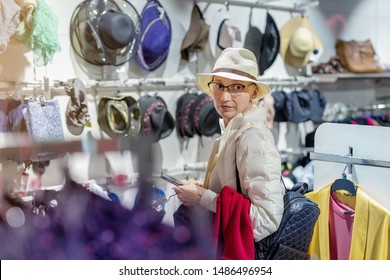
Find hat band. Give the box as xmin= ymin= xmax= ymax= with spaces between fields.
xmin=212 ymin=68 xmax=257 ymax=80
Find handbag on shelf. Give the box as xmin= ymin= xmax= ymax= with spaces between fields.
xmin=336 ymin=39 xmax=384 ymax=73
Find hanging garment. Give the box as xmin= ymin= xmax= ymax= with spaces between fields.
xmin=305 ymin=183 xmax=390 ymax=260
xmin=214 ymin=186 xmax=254 ymax=260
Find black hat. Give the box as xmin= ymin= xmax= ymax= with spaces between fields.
xmin=243 ymin=9 xmax=263 ymax=65
xmin=70 ymin=0 xmax=141 ymax=66
xmin=176 ymin=92 xmax=199 ymax=138
xmin=191 ymin=93 xmax=220 ymax=137
xmin=176 ymin=92 xmax=220 ymax=138
xmin=138 ymin=94 xmax=175 ymax=143
xmin=259 ymin=12 xmax=280 ymax=75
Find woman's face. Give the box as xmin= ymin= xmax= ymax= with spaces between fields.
xmin=210 ymin=76 xmax=258 ymax=126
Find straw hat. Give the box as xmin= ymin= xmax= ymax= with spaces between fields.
xmin=196 ymin=47 xmax=270 ymax=100
xmin=279 ymin=16 xmax=323 ymax=68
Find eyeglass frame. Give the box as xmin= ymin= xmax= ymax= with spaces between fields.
xmin=207 ymin=81 xmax=256 ymax=97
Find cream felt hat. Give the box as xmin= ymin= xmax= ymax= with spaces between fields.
xmin=196 ymin=47 xmax=270 ymax=100
xmin=279 ymin=16 xmax=323 ymax=68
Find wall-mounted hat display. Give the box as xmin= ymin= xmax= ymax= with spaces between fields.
xmin=70 ymin=0 xmax=141 ymax=66
xmin=209 ymin=8 xmax=242 ymax=59
xmin=97 ymin=95 xmax=141 ymax=138
xmin=180 ymin=4 xmax=210 ymax=61
xmin=138 ymin=94 xmax=175 ymax=143
xmin=279 ymin=16 xmax=323 ymax=68
xmin=137 ymin=0 xmax=172 ymax=72
xmin=259 ymin=12 xmax=280 ymax=75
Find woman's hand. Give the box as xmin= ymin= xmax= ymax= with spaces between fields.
xmin=174 ymin=179 xmax=205 ymax=206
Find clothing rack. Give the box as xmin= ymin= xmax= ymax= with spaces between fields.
xmin=0 ymin=134 xmax=133 ymax=161
xmin=261 ymin=76 xmax=319 ymax=87
xmin=198 ymin=0 xmax=319 ymax=13
xmin=348 ymin=103 xmax=390 ymax=113
xmin=0 ymin=76 xmax=319 ymax=96
xmin=160 ymin=162 xmax=208 ymax=178
xmin=310 ymin=152 xmax=390 ymax=169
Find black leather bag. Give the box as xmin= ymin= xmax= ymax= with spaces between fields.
xmin=173 ymin=178 xmax=319 ymax=260
xmin=254 ymin=182 xmax=320 ymax=260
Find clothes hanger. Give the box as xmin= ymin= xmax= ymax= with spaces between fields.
xmin=330 ymin=164 xmax=356 ymax=196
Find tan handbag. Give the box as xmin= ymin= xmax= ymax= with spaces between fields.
xmin=336 ymin=39 xmax=384 ymax=73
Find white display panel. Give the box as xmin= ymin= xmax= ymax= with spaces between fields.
xmin=312 ymin=123 xmax=390 ymax=211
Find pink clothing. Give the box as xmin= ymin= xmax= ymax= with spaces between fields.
xmin=329 ymin=192 xmax=355 ymax=260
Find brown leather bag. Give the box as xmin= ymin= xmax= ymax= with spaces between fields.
xmin=336 ymin=39 xmax=384 ymax=73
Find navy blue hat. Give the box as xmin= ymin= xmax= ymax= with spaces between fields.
xmin=285 ymin=90 xmax=312 ymax=123
xmin=271 ymin=90 xmax=288 ymax=122
xmin=309 ymin=89 xmax=326 ymax=123
xmin=137 ymin=0 xmax=172 ymax=71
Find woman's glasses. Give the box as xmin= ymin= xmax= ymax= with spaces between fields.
xmin=208 ymin=81 xmax=255 ymax=97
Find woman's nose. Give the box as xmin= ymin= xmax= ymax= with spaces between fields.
xmin=220 ymin=90 xmax=231 ymax=101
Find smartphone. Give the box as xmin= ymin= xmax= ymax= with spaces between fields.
xmin=160 ymin=171 xmax=183 ymax=186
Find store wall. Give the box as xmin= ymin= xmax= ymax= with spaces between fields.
xmin=0 ymin=0 xmax=389 ymax=195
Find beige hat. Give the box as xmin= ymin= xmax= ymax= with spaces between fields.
xmin=196 ymin=47 xmax=270 ymax=100
xmin=279 ymin=16 xmax=323 ymax=68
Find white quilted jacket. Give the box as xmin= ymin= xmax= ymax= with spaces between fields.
xmin=199 ymin=105 xmax=284 ymax=242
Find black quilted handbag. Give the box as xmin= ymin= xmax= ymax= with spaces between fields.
xmin=236 ymin=167 xmax=320 ymax=260
xmin=254 ymin=182 xmax=320 ymax=260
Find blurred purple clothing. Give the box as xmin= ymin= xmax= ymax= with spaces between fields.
xmin=0 ymin=177 xmax=214 ymax=260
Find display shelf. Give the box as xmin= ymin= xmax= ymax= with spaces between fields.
xmin=314 ymin=73 xmax=390 ymax=83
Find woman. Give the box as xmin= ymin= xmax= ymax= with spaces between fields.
xmin=174 ymin=47 xmax=284 ymax=257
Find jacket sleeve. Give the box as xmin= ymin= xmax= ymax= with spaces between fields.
xmin=236 ymin=127 xmax=285 ymax=242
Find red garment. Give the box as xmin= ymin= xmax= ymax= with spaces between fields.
xmin=214 ymin=186 xmax=255 ymax=260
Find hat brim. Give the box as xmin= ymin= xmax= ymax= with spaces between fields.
xmin=196 ymin=71 xmax=270 ymax=100
xmin=279 ymin=16 xmax=323 ymax=68
xmin=70 ymin=0 xmax=141 ymax=66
